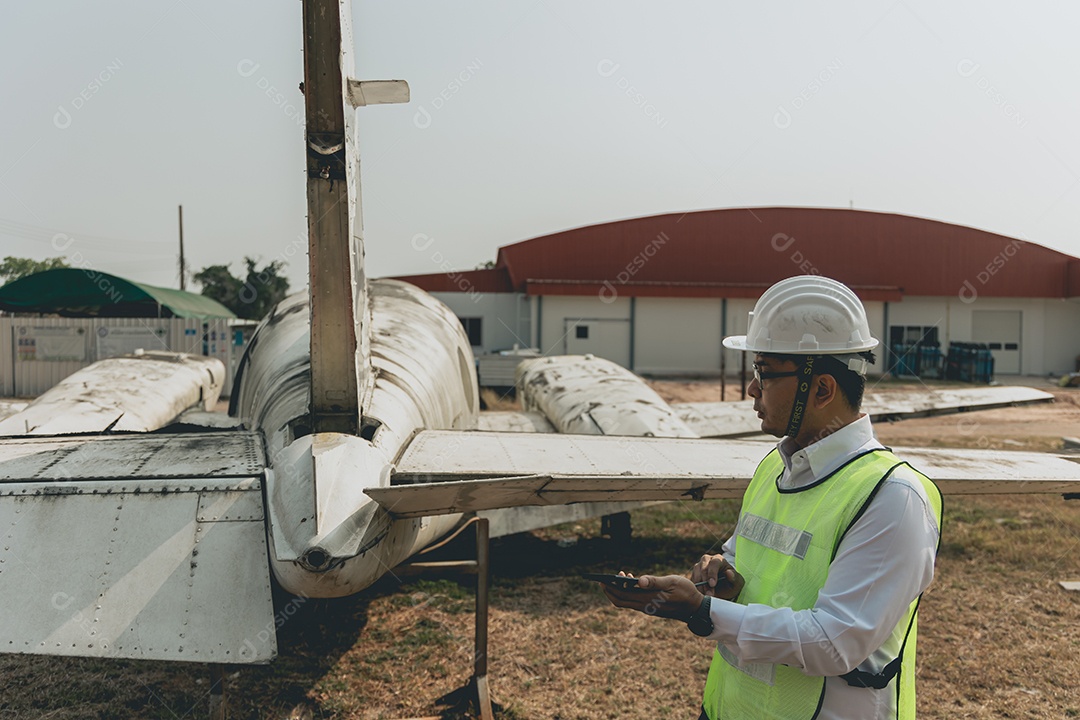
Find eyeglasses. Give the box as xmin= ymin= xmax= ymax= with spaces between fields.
xmin=752 ymin=364 xmax=799 ymax=386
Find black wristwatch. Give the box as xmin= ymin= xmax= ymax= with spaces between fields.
xmin=686 ymin=595 xmax=714 ymax=637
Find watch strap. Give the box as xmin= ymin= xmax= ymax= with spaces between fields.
xmin=687 ymin=594 xmax=714 ymax=636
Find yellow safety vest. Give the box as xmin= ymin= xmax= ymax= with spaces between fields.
xmin=702 ymin=448 xmax=942 ymax=720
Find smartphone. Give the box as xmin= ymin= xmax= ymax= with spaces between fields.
xmin=580 ymin=573 xmax=648 ymax=591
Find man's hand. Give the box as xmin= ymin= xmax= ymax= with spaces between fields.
xmin=601 ymin=573 xmax=703 ymax=621
xmin=691 ymin=554 xmax=744 ymax=601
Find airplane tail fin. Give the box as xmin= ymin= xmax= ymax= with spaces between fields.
xmin=301 ymin=0 xmax=409 ymax=434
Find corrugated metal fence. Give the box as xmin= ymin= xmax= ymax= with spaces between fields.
xmin=0 ymin=317 xmax=248 ymax=398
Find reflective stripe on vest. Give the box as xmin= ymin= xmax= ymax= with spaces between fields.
xmin=701 ymin=448 xmax=942 ymax=720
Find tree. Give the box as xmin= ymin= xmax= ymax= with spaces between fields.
xmin=0 ymin=256 xmax=70 ymax=284
xmin=193 ymin=257 xmax=290 ymax=320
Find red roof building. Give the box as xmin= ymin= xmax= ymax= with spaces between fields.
xmin=393 ymin=208 xmax=1080 ymax=378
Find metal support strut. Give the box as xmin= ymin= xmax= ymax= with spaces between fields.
xmin=209 ymin=663 xmax=226 ymax=720
xmin=394 ymin=517 xmax=494 ymax=720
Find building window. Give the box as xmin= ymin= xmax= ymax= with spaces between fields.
xmin=889 ymin=325 xmax=938 ymax=346
xmin=460 ymin=317 xmax=482 ymax=346
xmin=576 ymin=325 xmax=589 ymax=339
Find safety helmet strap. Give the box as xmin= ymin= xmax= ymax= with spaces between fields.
xmin=784 ymin=355 xmax=818 ymax=439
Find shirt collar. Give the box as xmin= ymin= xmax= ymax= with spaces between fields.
xmin=777 ymin=414 xmax=878 ymax=483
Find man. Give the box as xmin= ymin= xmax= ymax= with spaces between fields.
xmin=602 ymin=275 xmax=942 ymax=720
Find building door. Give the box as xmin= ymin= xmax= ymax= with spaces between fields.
xmin=972 ymin=310 xmax=1021 ymax=374
xmin=564 ymin=319 xmax=631 ymax=368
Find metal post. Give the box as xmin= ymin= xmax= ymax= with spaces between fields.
xmin=720 ymin=297 xmax=727 ymax=401
xmin=473 ymin=518 xmax=493 ymax=720
xmin=209 ymin=663 xmax=226 ymax=720
xmin=720 ymin=342 xmax=726 ymax=403
xmin=178 ymin=205 xmax=186 ymax=290
xmin=740 ymin=351 xmax=747 ymax=400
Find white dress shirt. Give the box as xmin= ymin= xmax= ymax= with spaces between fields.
xmin=705 ymin=415 xmax=940 ymax=719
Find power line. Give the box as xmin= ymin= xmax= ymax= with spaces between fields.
xmin=0 ymin=216 xmax=174 ymax=252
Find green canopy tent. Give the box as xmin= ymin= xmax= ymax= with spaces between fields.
xmin=0 ymin=269 xmax=236 ymax=319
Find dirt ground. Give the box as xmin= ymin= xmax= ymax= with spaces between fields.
xmin=1 ymin=380 xmax=1079 ymax=718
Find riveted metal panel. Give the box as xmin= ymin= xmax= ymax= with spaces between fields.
xmin=0 ymin=480 xmax=274 ymax=663
xmin=197 ymin=489 xmax=264 ymax=522
xmin=0 ymin=432 xmax=264 ymax=482
xmin=0 ymin=431 xmax=274 ymax=663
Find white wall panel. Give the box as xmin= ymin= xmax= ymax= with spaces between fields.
xmin=722 ymin=298 xmax=755 ymax=378
xmin=539 ymin=296 xmax=630 ymax=357
xmin=1042 ymin=299 xmax=1080 ymax=376
xmin=0 ymin=318 xmax=12 ymax=397
xmin=564 ymin=318 xmax=631 ymax=366
xmin=430 ymin=292 xmax=531 ymax=354
xmin=1 ymin=318 xmax=242 ymax=398
xmin=634 ymin=298 xmax=722 ymax=374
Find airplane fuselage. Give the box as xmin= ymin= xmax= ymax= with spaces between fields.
xmin=234 ymin=278 xmax=478 ymax=597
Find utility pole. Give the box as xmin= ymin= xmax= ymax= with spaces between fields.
xmin=178 ymin=205 xmax=186 ymax=290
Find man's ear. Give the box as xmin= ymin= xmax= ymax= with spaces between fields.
xmin=814 ymin=374 xmax=838 ymax=408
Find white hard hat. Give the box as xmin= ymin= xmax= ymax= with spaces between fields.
xmin=723 ymin=275 xmax=879 ymax=356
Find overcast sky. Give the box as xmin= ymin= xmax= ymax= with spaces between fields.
xmin=2 ymin=1 xmax=1078 ymax=293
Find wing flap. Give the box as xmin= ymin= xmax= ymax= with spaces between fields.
xmin=395 ymin=430 xmax=764 ymax=479
xmin=369 ymin=473 xmax=750 ymax=518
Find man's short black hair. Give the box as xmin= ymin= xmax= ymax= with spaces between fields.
xmin=761 ymin=351 xmax=876 ymax=410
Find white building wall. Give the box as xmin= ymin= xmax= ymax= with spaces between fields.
xmin=0 ymin=318 xmax=10 ymax=397
xmin=885 ymin=298 xmax=949 ymax=331
xmin=427 ymin=290 xmax=1080 ymax=380
xmin=1043 ymin=298 xmax=1080 ymax=376
xmin=634 ymin=298 xmax=722 ymax=375
xmin=539 ymin=295 xmax=631 ymax=365
xmin=429 ymin=291 xmax=530 ymax=354
xmin=722 ymin=298 xmax=755 ymax=377
xmin=862 ymin=301 xmax=886 ymax=376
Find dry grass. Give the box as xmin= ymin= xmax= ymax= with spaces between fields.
xmin=917 ymin=494 xmax=1080 ymax=718
xmin=480 ymin=388 xmax=521 ymax=412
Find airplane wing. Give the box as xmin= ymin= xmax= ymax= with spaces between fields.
xmin=674 ymin=386 xmax=1054 ymax=438
xmin=366 ymin=429 xmax=1080 ymax=518
xmin=0 ymin=351 xmax=226 ymax=435
xmin=0 ymin=431 xmax=276 ymax=663
xmin=0 ymin=400 xmax=27 ymax=423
